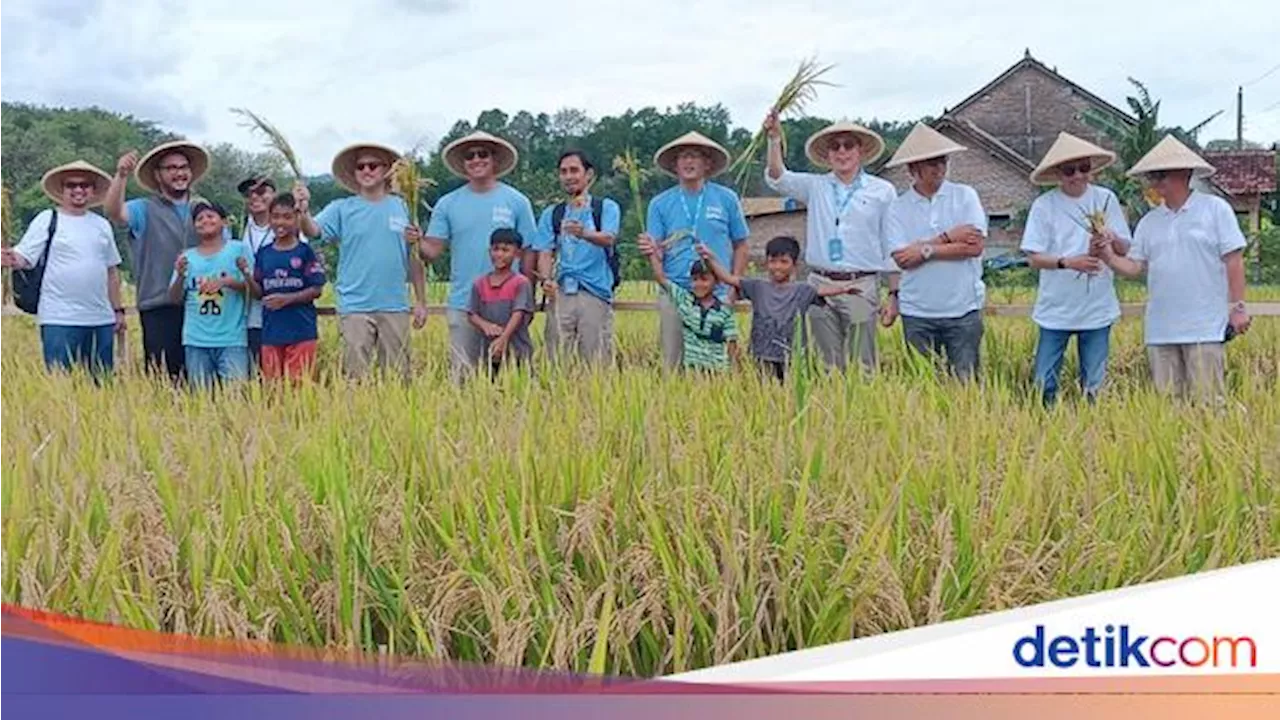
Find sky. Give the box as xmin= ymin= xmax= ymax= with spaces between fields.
xmin=3 ymin=0 xmax=1278 ymax=175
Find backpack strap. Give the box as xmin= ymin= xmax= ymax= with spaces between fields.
xmin=590 ymin=197 xmax=604 ymax=236
xmin=36 ymin=209 xmax=58 ymax=270
xmin=550 ymin=202 xmax=567 ymax=238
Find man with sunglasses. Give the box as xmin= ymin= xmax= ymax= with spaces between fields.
xmin=414 ymin=131 xmax=537 ymax=383
xmin=106 ymin=141 xmax=217 ymax=381
xmin=763 ymin=112 xmax=898 ymax=372
xmin=3 ymin=161 xmax=124 ymax=375
xmin=1020 ymin=132 xmax=1131 ymax=406
xmin=1099 ymin=136 xmax=1250 ymax=403
xmin=296 ymin=143 xmax=428 ymax=381
xmin=237 ymin=174 xmax=280 ymax=366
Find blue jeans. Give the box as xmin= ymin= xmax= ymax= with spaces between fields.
xmin=185 ymin=346 xmax=249 ymax=389
xmin=1033 ymin=325 xmax=1112 ymax=405
xmin=40 ymin=324 xmax=114 ymax=375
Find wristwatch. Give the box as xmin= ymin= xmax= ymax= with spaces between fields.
xmin=921 ymin=244 xmax=935 ymax=261
xmin=1056 ymin=257 xmax=1067 ymax=269
xmin=1230 ymin=301 xmax=1247 ymax=314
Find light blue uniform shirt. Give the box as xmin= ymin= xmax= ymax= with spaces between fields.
xmin=314 ymin=195 xmax=412 ymax=314
xmin=646 ymin=182 xmax=748 ymax=298
xmin=426 ymin=183 xmax=537 ymax=311
xmin=171 ymin=240 xmax=252 ymax=348
xmin=532 ymin=195 xmax=622 ymax=303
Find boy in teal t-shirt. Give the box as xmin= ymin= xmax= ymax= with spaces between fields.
xmin=168 ymin=201 xmax=253 ymax=387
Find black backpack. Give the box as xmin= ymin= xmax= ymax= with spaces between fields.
xmin=12 ymin=210 xmax=58 ymax=315
xmin=550 ymin=197 xmax=621 ymax=290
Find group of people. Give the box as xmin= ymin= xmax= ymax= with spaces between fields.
xmin=2 ymin=111 xmax=1253 ymax=402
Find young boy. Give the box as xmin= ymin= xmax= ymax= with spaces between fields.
xmin=245 ymin=195 xmax=326 ymax=381
xmin=168 ymin=201 xmax=253 ymax=388
xmin=696 ymin=236 xmax=858 ymax=380
xmin=467 ymin=229 xmax=534 ymax=377
xmin=638 ymin=235 xmax=739 ymax=372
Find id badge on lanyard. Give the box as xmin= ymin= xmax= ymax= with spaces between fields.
xmin=829 ymin=181 xmax=856 ymax=264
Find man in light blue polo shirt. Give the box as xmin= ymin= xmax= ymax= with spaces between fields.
xmin=638 ymin=131 xmax=749 ymax=369
xmin=417 ymin=131 xmax=537 ymax=382
xmin=298 ymin=142 xmax=428 ymax=381
xmin=533 ymin=150 xmax=622 ymax=364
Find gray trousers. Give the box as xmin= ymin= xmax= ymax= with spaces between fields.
xmin=901 ymin=310 xmax=984 ymax=380
xmin=658 ymin=293 xmax=684 ymax=369
xmin=806 ymin=273 xmax=879 ymax=371
xmin=549 ymin=292 xmax=614 ymax=364
xmin=446 ymin=308 xmax=484 ymax=384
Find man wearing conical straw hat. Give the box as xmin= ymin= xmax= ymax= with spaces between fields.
xmin=1020 ymin=132 xmax=1132 ymax=406
xmin=1099 ymin=135 xmax=1250 ymax=402
xmin=415 ymin=130 xmax=537 ymax=383
xmin=294 ymin=143 xmax=428 ymax=381
xmin=635 ymin=131 xmax=750 ymax=370
xmin=883 ymin=124 xmax=988 ymax=380
xmin=762 ymin=113 xmax=898 ymax=371
xmin=105 ymin=140 xmax=215 ymax=381
xmin=2 ymin=161 xmax=124 ymax=375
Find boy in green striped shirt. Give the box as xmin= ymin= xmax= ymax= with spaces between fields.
xmin=639 ymin=235 xmax=738 ymax=371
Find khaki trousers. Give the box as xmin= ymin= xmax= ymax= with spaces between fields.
xmin=806 ymin=273 xmax=880 ymax=371
xmin=550 ymin=292 xmax=614 ymax=364
xmin=339 ymin=312 xmax=411 ymax=381
xmin=1148 ymin=343 xmax=1226 ymax=403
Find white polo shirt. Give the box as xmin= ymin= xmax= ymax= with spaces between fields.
xmin=765 ymin=169 xmax=897 ymax=273
xmin=1131 ymin=191 xmax=1247 ymax=345
xmin=885 ymin=181 xmax=988 ymax=319
xmin=1020 ymin=185 xmax=1131 ymax=331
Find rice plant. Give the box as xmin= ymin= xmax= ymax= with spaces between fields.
xmin=230 ymin=107 xmax=305 ymax=180
xmin=729 ymin=57 xmax=837 ymax=191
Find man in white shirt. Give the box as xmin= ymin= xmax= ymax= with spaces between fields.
xmin=1020 ymin=133 xmax=1132 ymax=405
xmin=1100 ymin=135 xmax=1251 ymax=402
xmin=763 ymin=112 xmax=898 ymax=371
xmin=2 ymin=161 xmax=125 ymax=375
xmin=238 ymin=174 xmax=280 ymax=367
xmin=883 ymin=124 xmax=988 ymax=379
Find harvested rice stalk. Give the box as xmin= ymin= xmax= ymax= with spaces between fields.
xmin=729 ymin=57 xmax=836 ymax=192
xmin=612 ymin=148 xmax=647 ymax=234
xmin=389 ymin=148 xmax=435 ymax=229
xmin=230 ymin=108 xmax=304 ymax=180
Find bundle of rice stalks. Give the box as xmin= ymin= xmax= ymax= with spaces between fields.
xmin=728 ymin=57 xmax=835 ymax=192
xmin=2 ymin=184 xmax=13 ymax=246
xmin=230 ymin=108 xmax=304 ymax=180
xmin=612 ymin=148 xmax=647 ymax=234
xmin=389 ymin=149 xmax=435 ymax=229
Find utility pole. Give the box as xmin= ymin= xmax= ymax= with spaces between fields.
xmin=1236 ymin=86 xmax=1244 ymax=150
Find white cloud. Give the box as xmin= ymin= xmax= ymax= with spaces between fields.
xmin=3 ymin=0 xmax=1277 ymax=174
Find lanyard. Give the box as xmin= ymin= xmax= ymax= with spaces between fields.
xmin=681 ymin=188 xmax=705 ymax=232
xmin=831 ymin=174 xmax=862 ymax=227
xmin=246 ymin=220 xmax=272 ymax=251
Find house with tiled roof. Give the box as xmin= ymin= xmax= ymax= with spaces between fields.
xmin=1204 ymin=149 xmax=1277 ymax=233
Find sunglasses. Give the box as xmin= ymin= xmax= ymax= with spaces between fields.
xmin=62 ymin=180 xmax=96 ymax=190
xmin=160 ymin=163 xmax=190 ymax=172
xmin=1147 ymin=170 xmax=1172 ymax=181
xmin=1058 ymin=162 xmax=1093 ymax=177
xmin=247 ymin=184 xmax=274 ymax=196
xmin=464 ymin=148 xmax=492 ymax=161
xmin=829 ymin=138 xmax=861 ymax=152
xmin=355 ymin=161 xmax=385 ymax=171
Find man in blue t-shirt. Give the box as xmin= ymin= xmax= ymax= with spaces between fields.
xmin=247 ymin=195 xmax=327 ymax=381
xmin=533 ymin=150 xmax=622 ymax=365
xmin=298 ymin=143 xmax=427 ymax=381
xmin=167 ymin=201 xmax=253 ymax=388
xmin=414 ymin=131 xmax=537 ymax=383
xmin=637 ymin=131 xmax=749 ymax=369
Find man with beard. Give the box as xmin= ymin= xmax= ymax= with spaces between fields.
xmin=296 ymin=143 xmax=428 ymax=380
xmin=638 ymin=131 xmax=749 ymax=369
xmin=105 ymin=141 xmax=214 ymax=380
xmin=764 ymin=112 xmax=898 ymax=371
xmin=2 ymin=161 xmax=125 ymax=375
xmin=414 ymin=131 xmax=537 ymax=382
xmin=533 ymin=150 xmax=622 ymax=364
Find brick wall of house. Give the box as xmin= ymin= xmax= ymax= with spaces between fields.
xmin=745 ymin=213 xmax=808 ymax=267
xmin=951 ymin=64 xmax=1118 ymax=164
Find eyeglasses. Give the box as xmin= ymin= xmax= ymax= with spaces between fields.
xmin=1058 ymin=162 xmax=1092 ymax=177
xmin=355 ymin=161 xmax=385 ymax=171
xmin=62 ymin=180 xmax=96 ymax=190
xmin=160 ymin=163 xmax=190 ymax=172
xmin=829 ymin=139 xmax=861 ymax=152
xmin=247 ymin=185 xmax=274 ymax=196
xmin=1148 ymin=170 xmax=1171 ymax=181
xmin=464 ymin=148 xmax=492 ymax=161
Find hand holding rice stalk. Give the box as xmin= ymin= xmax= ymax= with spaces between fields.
xmin=1070 ymin=195 xmax=1111 ymax=291
xmin=389 ymin=147 xmax=436 ymax=229
xmin=230 ymin=108 xmax=304 ymax=181
xmin=729 ymin=57 xmax=836 ymax=192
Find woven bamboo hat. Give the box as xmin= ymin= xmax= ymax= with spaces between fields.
xmin=442 ymin=131 xmax=519 ymax=179
xmin=883 ymin=123 xmax=967 ymax=168
xmin=1030 ymin=132 xmax=1116 ymax=185
xmin=136 ymin=141 xmax=209 ymax=193
xmin=805 ymin=122 xmax=886 ymax=168
xmin=332 ymin=143 xmax=400 ymax=192
xmin=653 ymin=131 xmax=731 ymax=177
xmin=41 ymin=160 xmax=112 ymax=207
xmin=1126 ymin=135 xmax=1216 ymax=179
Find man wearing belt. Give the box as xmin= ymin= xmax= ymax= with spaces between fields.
xmin=764 ymin=112 xmax=898 ymax=370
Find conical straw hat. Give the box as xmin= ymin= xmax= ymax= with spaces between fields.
xmin=1029 ymin=132 xmax=1116 ymax=185
xmin=331 ymin=143 xmax=400 ymax=192
xmin=1126 ymin=135 xmax=1216 ymax=179
xmin=136 ymin=141 xmax=210 ymax=193
xmin=805 ymin=122 xmax=886 ymax=168
xmin=442 ymin=131 xmax=519 ymax=179
xmin=883 ymin=123 xmax=967 ymax=168
xmin=653 ymin=131 xmax=731 ymax=177
xmin=41 ymin=160 xmax=112 ymax=207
